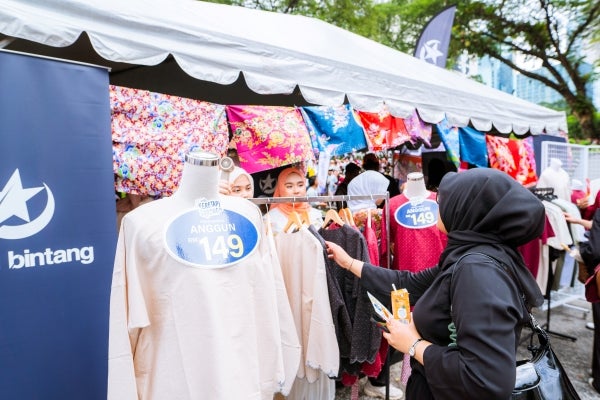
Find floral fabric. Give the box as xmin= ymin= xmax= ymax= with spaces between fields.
xmin=486 ymin=135 xmax=537 ymax=186
xmin=356 ymin=108 xmax=411 ymax=150
xmin=227 ymin=105 xmax=315 ymax=173
xmin=435 ymin=118 xmax=460 ymax=168
xmin=301 ymin=105 xmax=367 ymax=156
xmin=404 ymin=110 xmax=432 ymax=146
xmin=111 ymin=85 xmax=229 ymax=196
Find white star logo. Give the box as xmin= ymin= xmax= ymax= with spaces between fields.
xmin=419 ymin=40 xmax=444 ymax=65
xmin=0 ymin=169 xmax=55 ymax=239
xmin=260 ymin=173 xmax=276 ymax=195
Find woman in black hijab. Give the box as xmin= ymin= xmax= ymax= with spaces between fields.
xmin=326 ymin=168 xmax=545 ymax=399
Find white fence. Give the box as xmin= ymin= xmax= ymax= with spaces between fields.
xmin=541 ymin=141 xmax=600 ymax=198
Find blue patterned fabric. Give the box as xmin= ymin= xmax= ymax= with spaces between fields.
xmin=300 ymin=104 xmax=367 ymax=156
xmin=459 ymin=126 xmax=488 ymax=168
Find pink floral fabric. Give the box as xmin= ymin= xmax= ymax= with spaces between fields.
xmin=111 ymin=85 xmax=229 ymax=196
xmin=486 ymin=135 xmax=537 ymax=186
xmin=226 ymin=105 xmax=315 ymax=173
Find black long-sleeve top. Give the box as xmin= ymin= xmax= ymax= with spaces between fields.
xmin=361 ymin=253 xmax=525 ymax=400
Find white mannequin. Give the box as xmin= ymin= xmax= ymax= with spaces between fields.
xmin=403 ymin=172 xmax=429 ymax=199
xmin=537 ymin=157 xmax=570 ymax=201
xmin=550 ymin=157 xmax=563 ymax=172
xmin=169 ymin=151 xmax=221 ymax=206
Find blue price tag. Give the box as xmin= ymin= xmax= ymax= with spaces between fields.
xmin=165 ymin=207 xmax=259 ymax=268
xmin=394 ymin=198 xmax=438 ymax=229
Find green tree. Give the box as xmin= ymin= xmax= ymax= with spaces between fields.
xmin=204 ymin=0 xmax=600 ymax=139
xmin=450 ymin=0 xmax=600 ymax=140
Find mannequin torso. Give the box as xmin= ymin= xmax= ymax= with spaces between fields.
xmin=402 ymin=172 xmax=429 ymax=199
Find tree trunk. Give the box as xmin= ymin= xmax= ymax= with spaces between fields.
xmin=569 ymin=99 xmax=599 ymax=141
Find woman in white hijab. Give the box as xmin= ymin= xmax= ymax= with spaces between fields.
xmin=347 ymin=170 xmax=390 ymax=212
xmin=219 ymin=166 xmax=254 ymax=199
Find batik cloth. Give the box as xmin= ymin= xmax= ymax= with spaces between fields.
xmin=111 ymin=85 xmax=229 ymax=196
xmin=403 ymin=110 xmax=432 ymax=146
xmin=486 ymin=135 xmax=537 ymax=186
xmin=301 ymin=104 xmax=368 ymax=156
xmin=227 ymin=105 xmax=315 ymax=173
xmin=355 ymin=108 xmax=411 ymax=150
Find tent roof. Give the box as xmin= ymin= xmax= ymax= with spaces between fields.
xmin=0 ymin=0 xmax=567 ymax=135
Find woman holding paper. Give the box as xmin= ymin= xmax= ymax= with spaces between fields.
xmin=325 ymin=168 xmax=545 ymax=400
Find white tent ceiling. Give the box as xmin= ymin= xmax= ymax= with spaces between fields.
xmin=0 ymin=0 xmax=567 ymax=135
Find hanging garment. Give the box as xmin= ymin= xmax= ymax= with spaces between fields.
xmin=274 ymin=226 xmax=339 ymax=400
xmin=300 ymin=104 xmax=368 ymax=156
xmin=355 ymin=108 xmax=411 ymax=150
xmin=111 ymin=85 xmax=229 ymax=196
xmin=318 ymin=224 xmax=382 ymax=378
xmin=486 ymin=135 xmax=537 ymax=186
xmin=226 ymin=105 xmax=315 ymax=174
xmin=108 ymin=197 xmax=294 ymax=400
xmin=389 ymin=192 xmax=447 ymax=272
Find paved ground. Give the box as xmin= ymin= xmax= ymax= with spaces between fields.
xmin=335 ymin=283 xmax=600 ymax=399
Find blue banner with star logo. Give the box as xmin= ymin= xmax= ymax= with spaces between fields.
xmin=0 ymin=50 xmax=114 ymax=399
xmin=414 ymin=5 xmax=456 ymax=68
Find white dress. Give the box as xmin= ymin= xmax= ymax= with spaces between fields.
xmin=108 ymin=195 xmax=299 ymax=400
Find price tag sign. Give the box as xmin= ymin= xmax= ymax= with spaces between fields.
xmin=394 ymin=198 xmax=438 ymax=229
xmin=164 ymin=202 xmax=259 ymax=268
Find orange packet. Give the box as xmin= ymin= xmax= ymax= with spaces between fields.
xmin=391 ymin=288 xmax=410 ymax=323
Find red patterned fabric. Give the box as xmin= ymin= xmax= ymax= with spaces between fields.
xmin=356 ymin=109 xmax=411 ymax=150
xmin=486 ymin=135 xmax=537 ymax=186
xmin=227 ymin=105 xmax=315 ymax=173
xmin=111 ymin=85 xmax=229 ymax=196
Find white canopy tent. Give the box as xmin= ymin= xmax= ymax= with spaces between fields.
xmin=0 ymin=0 xmax=567 ymax=135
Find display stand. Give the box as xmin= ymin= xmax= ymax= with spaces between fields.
xmin=249 ymin=193 xmax=395 ymax=400
xmin=530 ymin=187 xmax=577 ymax=342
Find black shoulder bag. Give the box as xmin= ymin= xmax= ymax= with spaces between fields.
xmin=451 ymin=253 xmax=581 ymax=400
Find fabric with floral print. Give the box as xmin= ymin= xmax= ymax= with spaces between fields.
xmin=300 ymin=104 xmax=368 ymax=156
xmin=227 ymin=105 xmax=315 ymax=174
xmin=356 ymin=108 xmax=411 ymax=150
xmin=486 ymin=135 xmax=537 ymax=186
xmin=404 ymin=110 xmax=432 ymax=146
xmin=111 ymin=85 xmax=229 ymax=196
xmin=435 ymin=118 xmax=460 ymax=169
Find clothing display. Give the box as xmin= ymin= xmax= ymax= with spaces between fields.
xmin=274 ymin=226 xmax=339 ymax=400
xmin=389 ymin=191 xmax=447 ymax=272
xmin=108 ymin=152 xmax=299 ymax=400
xmin=537 ymin=158 xmax=572 ymax=202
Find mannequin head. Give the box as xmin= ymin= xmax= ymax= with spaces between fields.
xmin=550 ymin=158 xmax=563 ymax=171
xmin=403 ymin=172 xmax=428 ymax=199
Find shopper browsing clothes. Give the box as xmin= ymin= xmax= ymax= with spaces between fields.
xmin=325 ymin=168 xmax=546 ymax=399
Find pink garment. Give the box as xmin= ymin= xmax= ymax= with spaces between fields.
xmin=111 ymin=85 xmax=229 ymax=196
xmin=389 ymin=192 xmax=447 ymax=272
xmin=486 ymin=135 xmax=537 ymax=187
xmin=227 ymin=105 xmax=315 ymax=173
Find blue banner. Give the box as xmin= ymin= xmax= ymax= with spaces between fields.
xmin=414 ymin=5 xmax=457 ymax=68
xmin=0 ymin=50 xmax=114 ymax=399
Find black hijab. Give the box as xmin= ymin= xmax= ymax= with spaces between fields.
xmin=437 ymin=168 xmax=545 ymax=308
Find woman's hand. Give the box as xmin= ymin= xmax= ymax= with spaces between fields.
xmin=325 ymin=241 xmax=364 ymax=277
xmin=382 ymin=318 xmax=420 ymax=355
xmin=218 ymin=180 xmax=231 ymax=196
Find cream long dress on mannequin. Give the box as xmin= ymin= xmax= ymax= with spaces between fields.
xmin=108 ymin=151 xmax=300 ymax=400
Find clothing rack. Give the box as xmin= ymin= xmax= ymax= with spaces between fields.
xmin=530 ymin=187 xmax=577 ymax=342
xmin=249 ymin=194 xmax=395 ymax=400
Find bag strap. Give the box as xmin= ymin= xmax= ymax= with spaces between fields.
xmin=450 ymin=252 xmax=544 ymax=335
